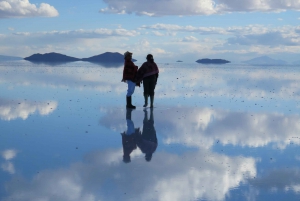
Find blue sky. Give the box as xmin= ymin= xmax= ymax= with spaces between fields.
xmin=0 ymin=0 xmax=300 ymax=62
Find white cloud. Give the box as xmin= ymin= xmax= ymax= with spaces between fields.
xmin=8 ymin=27 xmax=14 ymax=31
xmin=0 ymin=98 xmax=58 ymax=121
xmin=1 ymin=149 xmax=18 ymax=160
xmin=0 ymin=0 xmax=59 ymax=18
xmin=100 ymin=0 xmax=300 ymax=16
xmin=175 ymin=36 xmax=199 ymax=42
xmin=100 ymin=0 xmax=218 ymax=16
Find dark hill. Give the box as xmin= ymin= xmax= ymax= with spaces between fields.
xmin=196 ymin=58 xmax=230 ymax=64
xmin=24 ymin=53 xmax=80 ymax=62
xmin=82 ymin=52 xmax=137 ymax=62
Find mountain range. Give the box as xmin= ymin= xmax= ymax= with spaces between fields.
xmin=243 ymin=56 xmax=287 ymax=65
xmin=24 ymin=52 xmax=137 ymax=62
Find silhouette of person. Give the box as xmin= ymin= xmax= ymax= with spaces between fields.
xmin=136 ymin=108 xmax=158 ymax=162
xmin=136 ymin=54 xmax=159 ymax=108
xmin=121 ymin=109 xmax=140 ymax=163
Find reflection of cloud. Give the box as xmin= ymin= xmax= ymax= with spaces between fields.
xmin=3 ymin=148 xmax=256 ymax=201
xmin=2 ymin=63 xmax=300 ymax=102
xmin=1 ymin=149 xmax=18 ymax=174
xmin=1 ymin=161 xmax=15 ymax=174
xmin=1 ymin=149 xmax=18 ymax=160
xmin=250 ymin=168 xmax=300 ymax=194
xmin=100 ymin=107 xmax=300 ymax=149
xmin=0 ymin=98 xmax=57 ymax=120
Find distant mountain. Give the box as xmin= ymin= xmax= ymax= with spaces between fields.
xmin=82 ymin=52 xmax=137 ymax=62
xmin=24 ymin=52 xmax=80 ymax=62
xmin=0 ymin=55 xmax=22 ymax=61
xmin=196 ymin=58 xmax=230 ymax=64
xmin=243 ymin=56 xmax=287 ymax=65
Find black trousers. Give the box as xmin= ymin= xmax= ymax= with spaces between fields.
xmin=143 ymin=75 xmax=157 ymax=96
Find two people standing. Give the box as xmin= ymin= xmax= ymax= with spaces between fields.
xmin=122 ymin=51 xmax=159 ymax=109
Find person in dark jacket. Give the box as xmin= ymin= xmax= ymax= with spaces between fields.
xmin=136 ymin=108 xmax=157 ymax=162
xmin=121 ymin=109 xmax=139 ymax=163
xmin=122 ymin=51 xmax=138 ymax=109
xmin=136 ymin=54 xmax=159 ymax=108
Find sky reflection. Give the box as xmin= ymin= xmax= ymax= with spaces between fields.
xmin=1 ymin=62 xmax=300 ymax=200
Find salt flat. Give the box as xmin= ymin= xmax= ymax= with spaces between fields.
xmin=1 ymin=61 xmax=300 ymax=201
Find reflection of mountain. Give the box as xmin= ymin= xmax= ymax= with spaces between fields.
xmin=0 ymin=55 xmax=22 ymax=61
xmin=196 ymin=58 xmax=230 ymax=64
xmin=82 ymin=52 xmax=137 ymax=62
xmin=243 ymin=56 xmax=287 ymax=65
xmin=0 ymin=98 xmax=57 ymax=121
xmin=99 ymin=107 xmax=300 ymax=149
xmin=2 ymin=148 xmax=256 ymax=201
xmin=24 ymin=52 xmax=80 ymax=62
xmin=25 ymin=61 xmax=73 ymax=66
xmin=87 ymin=61 xmax=124 ymax=68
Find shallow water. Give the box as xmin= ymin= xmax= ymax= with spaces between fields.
xmin=1 ymin=61 xmax=300 ymax=201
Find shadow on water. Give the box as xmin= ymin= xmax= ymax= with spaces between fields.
xmin=122 ymin=108 xmax=157 ymax=163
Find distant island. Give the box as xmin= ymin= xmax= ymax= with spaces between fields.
xmin=24 ymin=53 xmax=80 ymax=62
xmin=243 ymin=56 xmax=287 ymax=65
xmin=82 ymin=52 xmax=137 ymax=62
xmin=196 ymin=58 xmax=230 ymax=64
xmin=0 ymin=55 xmax=23 ymax=61
xmin=24 ymin=52 xmax=137 ymax=63
xmin=176 ymin=60 xmax=183 ymax=62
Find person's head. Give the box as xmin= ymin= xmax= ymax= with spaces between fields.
xmin=146 ymin=54 xmax=154 ymax=63
xmin=124 ymin=51 xmax=133 ymax=61
xmin=145 ymin=153 xmax=153 ymax=162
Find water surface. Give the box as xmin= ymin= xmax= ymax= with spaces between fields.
xmin=1 ymin=61 xmax=300 ymax=201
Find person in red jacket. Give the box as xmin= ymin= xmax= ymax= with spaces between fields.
xmin=122 ymin=51 xmax=138 ymax=109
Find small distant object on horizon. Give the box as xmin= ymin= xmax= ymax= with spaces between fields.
xmin=243 ymin=56 xmax=287 ymax=66
xmin=176 ymin=60 xmax=183 ymax=62
xmin=0 ymin=55 xmax=23 ymax=61
xmin=196 ymin=58 xmax=230 ymax=64
xmin=24 ymin=52 xmax=137 ymax=63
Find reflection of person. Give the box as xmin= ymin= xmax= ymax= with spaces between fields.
xmin=121 ymin=109 xmax=139 ymax=163
xmin=136 ymin=54 xmax=159 ymax=108
xmin=122 ymin=51 xmax=139 ymax=109
xmin=136 ymin=108 xmax=158 ymax=162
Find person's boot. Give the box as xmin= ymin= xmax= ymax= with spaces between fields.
xmin=143 ymin=94 xmax=149 ymax=107
xmin=126 ymin=96 xmax=136 ymax=109
xmin=150 ymin=96 xmax=154 ymax=108
xmin=126 ymin=108 xmax=132 ymax=119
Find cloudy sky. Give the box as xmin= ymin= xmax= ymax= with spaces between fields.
xmin=0 ymin=0 xmax=300 ymax=62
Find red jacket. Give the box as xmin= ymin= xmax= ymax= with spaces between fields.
xmin=122 ymin=60 xmax=138 ymax=82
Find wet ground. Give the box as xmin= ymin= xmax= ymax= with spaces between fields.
xmin=1 ymin=61 xmax=300 ymax=201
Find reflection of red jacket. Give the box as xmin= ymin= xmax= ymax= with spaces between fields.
xmin=122 ymin=60 xmax=138 ymax=82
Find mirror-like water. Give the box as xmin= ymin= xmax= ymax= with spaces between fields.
xmin=1 ymin=61 xmax=300 ymax=201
